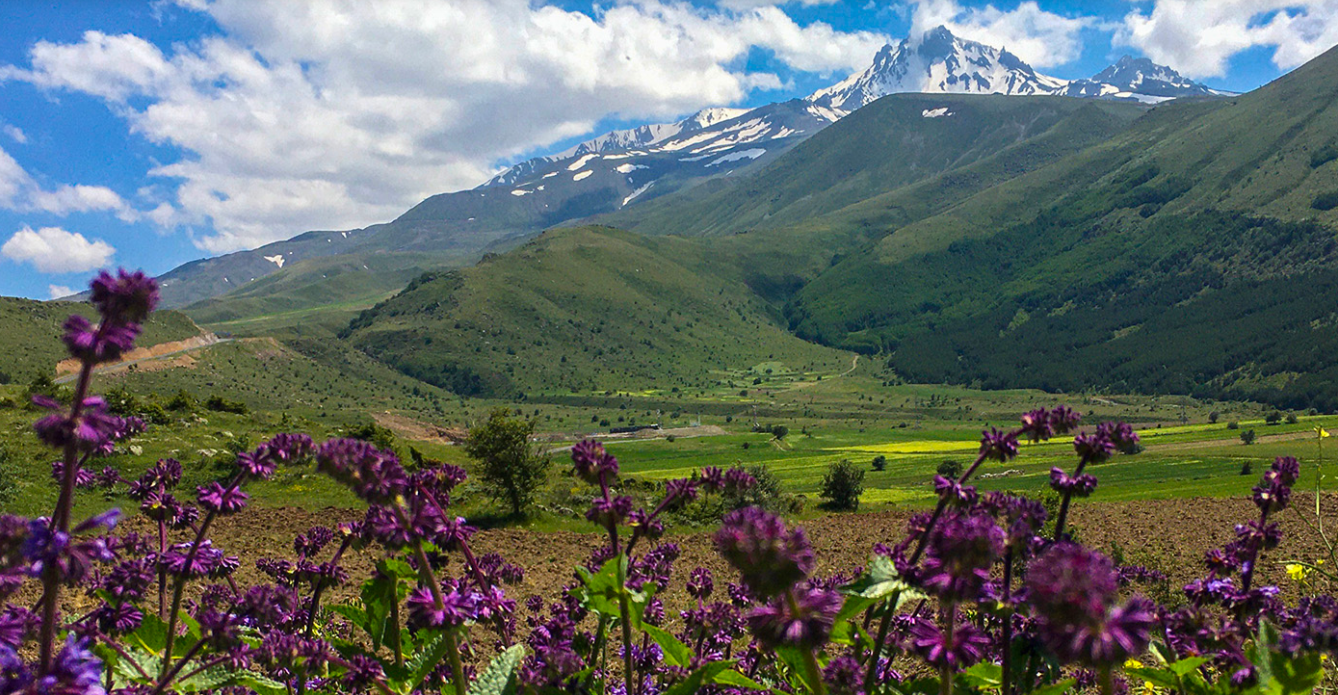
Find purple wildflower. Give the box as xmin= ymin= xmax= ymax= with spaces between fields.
xmin=714 ymin=507 xmax=814 ymax=598
xmin=746 ymin=587 xmax=841 ymax=649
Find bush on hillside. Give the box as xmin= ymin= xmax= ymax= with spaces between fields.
xmin=464 ymin=407 xmax=550 ymax=515
xmin=820 ymin=459 xmax=865 ymax=511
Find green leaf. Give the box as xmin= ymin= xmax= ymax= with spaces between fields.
xmin=1125 ymin=667 xmax=1182 ymax=689
xmin=1167 ymin=656 xmax=1210 ymax=677
xmin=960 ymin=662 xmax=1003 ymax=689
xmin=328 ymin=603 xmax=368 ymax=629
xmin=662 ymin=661 xmax=734 ymax=695
xmin=575 ymin=556 xmax=627 ymax=617
xmin=176 ymin=665 xmax=241 ymax=692
xmin=407 ymin=630 xmax=459 ymax=690
xmin=1268 ymin=651 xmax=1324 ymax=694
xmin=643 ymin=623 xmax=694 ymax=668
xmin=1030 ymin=678 xmax=1076 ymax=695
xmin=236 ymin=672 xmax=289 ymax=695
xmin=841 ymin=556 xmax=924 ymax=604
xmin=360 ymin=568 xmax=406 ymax=650
xmin=125 ymin=613 xmax=170 ymax=654
xmin=712 ymin=669 xmax=768 ymax=691
xmin=469 ymin=644 xmax=527 ymax=695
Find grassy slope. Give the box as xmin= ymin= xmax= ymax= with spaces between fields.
xmin=601 ymin=95 xmax=1146 ymax=239
xmin=0 ymin=297 xmax=201 ymax=384
xmin=342 ymin=226 xmax=852 ymax=398
xmin=783 ymin=46 xmax=1338 ymax=406
xmin=182 ymin=252 xmax=440 ymax=337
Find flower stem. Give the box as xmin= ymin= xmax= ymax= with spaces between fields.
xmin=786 ymin=589 xmax=827 ymax=695
xmin=38 ymin=355 xmax=98 ymax=673
xmin=1001 ymin=550 xmax=1014 ymax=695
xmin=1051 ymin=454 xmax=1093 ymax=541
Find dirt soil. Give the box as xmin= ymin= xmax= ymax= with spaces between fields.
xmin=55 ymin=334 xmax=223 ymax=377
xmin=172 ymin=494 xmax=1338 ymax=616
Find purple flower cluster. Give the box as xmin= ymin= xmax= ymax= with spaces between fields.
xmin=11 ymin=273 xmax=1338 ymax=695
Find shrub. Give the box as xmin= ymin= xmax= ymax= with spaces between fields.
xmin=820 ymin=459 xmax=865 ymax=511
xmin=1312 ymin=143 xmax=1338 ymax=168
xmin=166 ymin=389 xmax=198 ymax=412
xmin=1241 ymin=461 xmax=1253 ymax=475
xmin=1286 ymin=412 xmax=1299 ymax=424
xmin=871 ymin=455 xmax=888 ymax=471
xmin=204 ymin=394 xmax=248 ymax=414
xmin=1266 ymin=411 xmax=1283 ymax=425
xmin=1313 ymin=190 xmax=1338 ymax=211
xmin=347 ymin=421 xmax=397 ymax=451
xmin=1227 ymin=420 xmax=1240 ymax=430
xmin=104 ymin=385 xmax=141 ymax=416
xmin=771 ymin=424 xmax=789 ymax=440
xmin=1208 ymin=411 xmax=1220 ymax=424
xmin=937 ymin=459 xmax=963 ymax=478
xmin=464 ymin=407 xmax=551 ymax=515
xmin=1241 ymin=429 xmax=1258 ymax=444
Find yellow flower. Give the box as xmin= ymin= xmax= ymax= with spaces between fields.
xmin=1286 ymin=563 xmax=1312 ymax=582
xmin=1124 ymin=659 xmax=1145 ymax=670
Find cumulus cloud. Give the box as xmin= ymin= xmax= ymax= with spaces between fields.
xmin=2 ymin=225 xmax=115 ymax=273
xmin=28 ymin=184 xmax=139 ymax=221
xmin=0 ymin=144 xmax=138 ymax=221
xmin=2 ymin=0 xmax=889 ymax=253
xmin=47 ymin=284 xmax=75 ymax=300
xmin=1117 ymin=1 xmax=1338 ymax=79
xmin=910 ymin=0 xmax=1094 ymax=67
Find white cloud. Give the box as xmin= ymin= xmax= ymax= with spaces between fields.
xmin=715 ymin=0 xmax=839 ymax=9
xmin=47 ymin=284 xmax=75 ymax=300
xmin=2 ymin=0 xmax=889 ymax=253
xmin=2 ymin=225 xmax=115 ymax=273
xmin=1117 ymin=1 xmax=1338 ymax=79
xmin=910 ymin=0 xmax=1094 ymax=67
xmin=1 ymin=123 xmax=25 ymax=144
xmin=28 ymin=184 xmax=139 ymax=221
xmin=0 ymin=144 xmax=139 ymax=221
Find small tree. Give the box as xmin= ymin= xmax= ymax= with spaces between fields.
xmin=1241 ymin=429 xmax=1257 ymax=445
xmin=820 ymin=459 xmax=865 ymax=511
xmin=1286 ymin=413 xmax=1299 ymax=424
xmin=937 ymin=459 xmax=963 ymax=479
xmin=771 ymin=424 xmax=789 ymax=440
xmin=464 ymin=408 xmax=551 ymax=515
xmin=871 ymin=455 xmax=888 ymax=472
xmin=1208 ymin=411 xmax=1220 ymax=424
xmin=1265 ymin=411 xmax=1282 ymax=425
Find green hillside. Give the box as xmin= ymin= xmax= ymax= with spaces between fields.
xmin=602 ymin=94 xmax=1147 ymax=239
xmin=340 ymin=226 xmax=851 ymax=398
xmin=784 ymin=45 xmax=1338 ymax=407
xmin=182 ymin=251 xmax=440 ymax=337
xmin=0 ymin=297 xmax=202 ymax=384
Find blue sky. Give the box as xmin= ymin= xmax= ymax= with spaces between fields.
xmin=0 ymin=0 xmax=1331 ymax=300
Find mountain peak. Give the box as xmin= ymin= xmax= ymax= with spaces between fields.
xmin=807 ymin=25 xmax=1066 ymax=116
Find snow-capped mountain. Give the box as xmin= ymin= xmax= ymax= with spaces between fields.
xmin=483 ymin=26 xmax=1223 ymax=196
xmin=807 ymin=26 xmax=1068 ymax=117
xmin=482 ymin=107 xmax=752 ymax=187
xmin=153 ymin=27 xmax=1225 ymax=309
xmin=1061 ymin=55 xmax=1228 ymax=102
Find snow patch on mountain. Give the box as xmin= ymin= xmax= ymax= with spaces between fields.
xmin=707 ymin=149 xmax=766 ymax=167
xmin=922 ymin=107 xmax=952 ymax=118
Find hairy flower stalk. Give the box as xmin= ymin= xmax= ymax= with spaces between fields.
xmin=33 ymin=270 xmax=158 ymax=679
